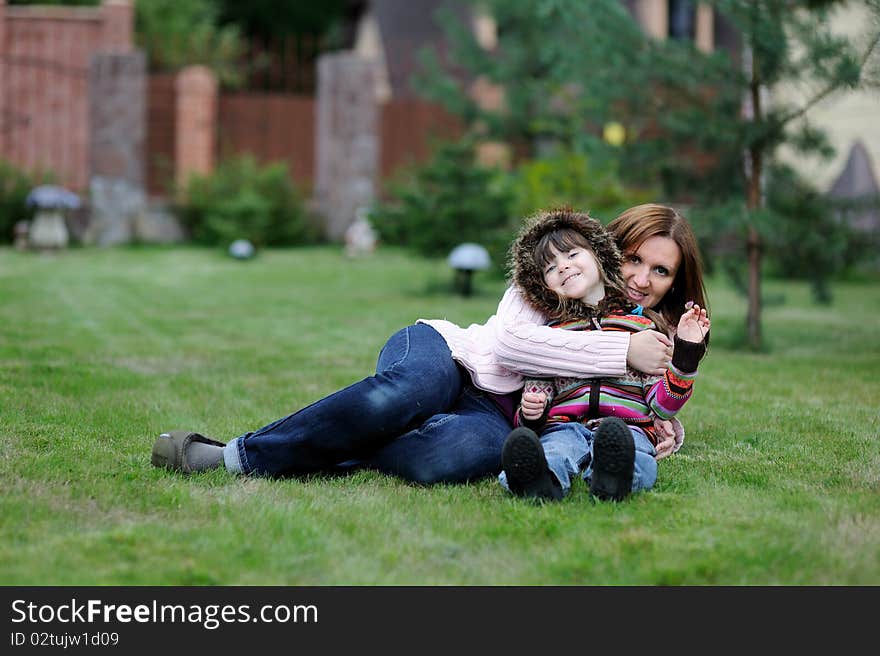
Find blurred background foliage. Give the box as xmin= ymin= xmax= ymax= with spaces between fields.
xmin=369 ymin=140 xmax=516 ymax=271
xmin=5 ymin=0 xmax=878 ymax=310
xmin=0 ymin=160 xmax=53 ymax=244
xmin=134 ymin=0 xmax=248 ymax=87
xmin=178 ymin=155 xmax=320 ymax=248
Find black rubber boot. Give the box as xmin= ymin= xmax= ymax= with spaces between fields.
xmin=589 ymin=418 xmax=635 ymax=502
xmin=501 ymin=427 xmax=563 ymax=501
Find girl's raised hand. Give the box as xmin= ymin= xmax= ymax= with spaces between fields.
xmin=677 ymin=304 xmax=710 ymax=343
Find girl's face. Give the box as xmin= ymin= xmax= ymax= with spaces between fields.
xmin=542 ymin=245 xmax=605 ymax=305
xmin=621 ymin=236 xmax=681 ymax=308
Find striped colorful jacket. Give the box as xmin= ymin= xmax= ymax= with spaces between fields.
xmin=515 ymin=310 xmax=707 ymax=445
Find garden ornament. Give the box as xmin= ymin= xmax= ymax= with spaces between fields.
xmin=448 ymin=243 xmax=490 ymax=296
xmin=229 ymin=239 xmax=256 ymax=260
xmin=14 ymin=221 xmax=30 ymax=251
xmin=25 ymin=184 xmax=81 ymax=250
xmin=345 ymin=207 xmax=378 ymax=257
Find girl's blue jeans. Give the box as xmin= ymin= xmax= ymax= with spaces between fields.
xmin=498 ymin=422 xmax=658 ymax=497
xmin=223 ymin=323 xmax=513 ymax=483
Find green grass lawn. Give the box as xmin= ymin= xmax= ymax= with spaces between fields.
xmin=1 ymin=245 xmax=878 ymax=585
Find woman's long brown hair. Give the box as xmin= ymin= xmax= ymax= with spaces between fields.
xmin=607 ymin=204 xmax=709 ymax=336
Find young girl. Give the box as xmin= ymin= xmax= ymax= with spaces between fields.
xmin=498 ymin=208 xmax=710 ymax=502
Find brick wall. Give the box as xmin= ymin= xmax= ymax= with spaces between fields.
xmin=146 ymin=73 xmax=176 ymax=196
xmin=0 ymin=0 xmax=135 ymax=191
xmin=156 ymin=90 xmax=456 ymax=196
xmin=218 ymin=92 xmax=316 ymax=188
xmin=380 ymin=98 xmax=461 ymax=179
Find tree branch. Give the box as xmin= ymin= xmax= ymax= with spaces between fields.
xmin=778 ymin=28 xmax=880 ymax=126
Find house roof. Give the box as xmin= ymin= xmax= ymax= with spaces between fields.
xmin=371 ymin=0 xmax=471 ymax=98
xmin=829 ymin=140 xmax=880 ymax=198
xmin=829 ymin=139 xmax=880 ymax=231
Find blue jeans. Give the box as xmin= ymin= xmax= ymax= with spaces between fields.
xmin=498 ymin=422 xmax=658 ymax=497
xmin=223 ymin=323 xmax=513 ymax=483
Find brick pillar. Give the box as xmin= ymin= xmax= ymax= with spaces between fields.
xmin=315 ymin=53 xmax=379 ymax=240
xmin=175 ymin=65 xmax=217 ymax=190
xmin=101 ymin=0 xmax=133 ymax=51
xmin=86 ymin=51 xmax=146 ymax=245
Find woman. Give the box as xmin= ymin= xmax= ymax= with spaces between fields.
xmin=604 ymin=204 xmax=709 ymax=458
xmin=151 ymin=204 xmax=707 ymax=481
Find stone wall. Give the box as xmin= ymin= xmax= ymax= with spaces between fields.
xmin=85 ymin=51 xmax=145 ymax=245
xmin=314 ymin=53 xmax=380 ymax=240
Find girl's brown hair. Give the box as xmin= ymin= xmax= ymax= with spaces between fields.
xmin=510 ymin=208 xmax=631 ymax=323
xmin=607 ymin=204 xmax=709 ymax=334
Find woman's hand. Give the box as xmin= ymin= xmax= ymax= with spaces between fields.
xmin=677 ymin=304 xmax=710 ymax=343
xmin=627 ymin=330 xmax=673 ymax=376
xmin=653 ymin=418 xmax=676 ymax=460
xmin=520 ymin=392 xmax=548 ymax=421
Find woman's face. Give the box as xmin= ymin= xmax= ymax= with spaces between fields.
xmin=620 ymin=236 xmax=682 ymax=308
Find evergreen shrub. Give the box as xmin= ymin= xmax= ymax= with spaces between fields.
xmin=179 ymin=155 xmax=318 ymax=247
xmin=370 ymin=140 xmax=516 ymax=272
xmin=511 ymin=150 xmax=657 ymax=225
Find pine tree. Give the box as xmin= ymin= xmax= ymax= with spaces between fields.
xmin=712 ymin=0 xmax=880 ymax=348
xmin=415 ymin=0 xmax=650 ymax=157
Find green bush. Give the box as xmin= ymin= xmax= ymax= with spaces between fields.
xmin=511 ymin=150 xmax=657 ymax=224
xmin=833 ymin=194 xmax=880 ymax=273
xmin=0 ymin=159 xmax=53 ymax=244
xmin=763 ymin=164 xmax=853 ymax=304
xmin=179 ymin=155 xmax=318 ymax=247
xmin=693 ymin=164 xmax=871 ymax=305
xmin=370 ymin=140 xmax=516 ymax=271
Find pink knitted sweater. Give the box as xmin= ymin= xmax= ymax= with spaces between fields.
xmin=419 ymin=286 xmax=630 ymax=394
xmin=419 ymin=286 xmax=686 ymax=452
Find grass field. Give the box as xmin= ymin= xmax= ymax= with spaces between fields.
xmin=1 ymin=245 xmax=878 ymax=585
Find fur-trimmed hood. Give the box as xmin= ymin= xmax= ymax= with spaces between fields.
xmin=508 ymin=208 xmax=630 ymax=322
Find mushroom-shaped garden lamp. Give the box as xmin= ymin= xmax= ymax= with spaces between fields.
xmin=229 ymin=239 xmax=255 ymax=260
xmin=25 ymin=184 xmax=81 ymax=250
xmin=448 ymin=243 xmax=490 ymax=297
